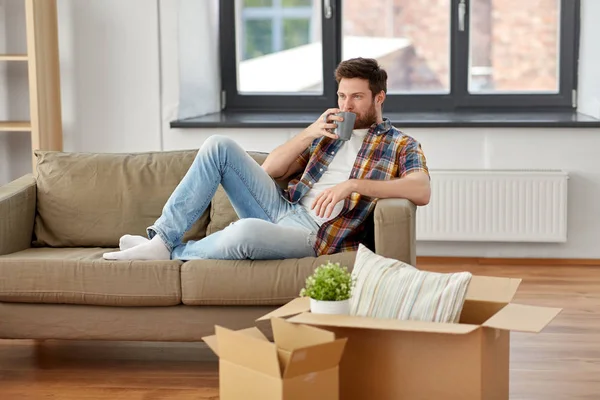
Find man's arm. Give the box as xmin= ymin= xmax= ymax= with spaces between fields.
xmin=262 ymin=108 xmax=343 ymax=180
xmin=311 ymin=138 xmax=430 ymax=218
xmin=349 ymin=171 xmax=431 ymax=206
xmin=311 ymin=171 xmax=430 ymax=219
xmin=261 ymin=132 xmax=314 ymax=180
xmin=353 ymin=137 xmax=431 ymax=206
xmin=350 ymin=138 xmax=430 ymax=205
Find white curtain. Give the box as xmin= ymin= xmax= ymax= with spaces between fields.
xmin=177 ymin=0 xmax=220 ymax=119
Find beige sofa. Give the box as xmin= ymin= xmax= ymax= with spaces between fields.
xmin=0 ymin=149 xmax=416 ymax=342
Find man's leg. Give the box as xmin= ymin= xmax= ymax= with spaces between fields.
xmin=171 ymin=217 xmax=317 ymax=260
xmin=103 ymin=135 xmax=292 ymax=260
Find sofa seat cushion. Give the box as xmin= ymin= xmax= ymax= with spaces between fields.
xmin=180 ymin=251 xmax=358 ymax=306
xmin=0 ymin=248 xmax=182 ymax=306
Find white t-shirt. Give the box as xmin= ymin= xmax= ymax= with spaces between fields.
xmin=300 ymin=129 xmax=369 ymax=225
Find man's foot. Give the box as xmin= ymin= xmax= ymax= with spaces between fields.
xmin=119 ymin=234 xmax=149 ymax=250
xmin=103 ymin=236 xmax=170 ymax=260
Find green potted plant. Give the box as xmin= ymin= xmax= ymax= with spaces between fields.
xmin=299 ymin=261 xmax=354 ymax=315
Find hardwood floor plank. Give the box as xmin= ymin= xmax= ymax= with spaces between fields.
xmin=1 ymin=262 xmax=599 ymax=399
xmin=0 ymin=388 xmax=219 ymax=400
xmin=417 ymin=256 xmax=600 ymax=266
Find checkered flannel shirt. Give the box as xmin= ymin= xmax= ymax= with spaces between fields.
xmin=284 ymin=118 xmax=429 ymax=256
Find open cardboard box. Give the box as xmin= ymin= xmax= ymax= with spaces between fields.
xmin=202 ymin=318 xmax=347 ymax=400
xmin=255 ymin=274 xmax=562 ymax=400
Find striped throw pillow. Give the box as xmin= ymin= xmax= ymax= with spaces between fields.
xmin=350 ymin=244 xmax=472 ymax=323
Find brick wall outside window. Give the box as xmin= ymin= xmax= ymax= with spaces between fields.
xmin=343 ymin=0 xmax=559 ymax=93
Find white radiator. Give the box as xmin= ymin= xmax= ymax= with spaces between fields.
xmin=416 ymin=170 xmax=569 ymax=242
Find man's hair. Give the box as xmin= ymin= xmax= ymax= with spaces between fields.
xmin=334 ymin=57 xmax=388 ymax=98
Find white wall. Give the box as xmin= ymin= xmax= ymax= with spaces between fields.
xmin=58 ymin=0 xmax=162 ymax=153
xmin=1 ymin=0 xmax=600 ymax=260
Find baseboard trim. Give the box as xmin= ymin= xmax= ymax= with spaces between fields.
xmin=416 ymin=256 xmax=600 ymax=266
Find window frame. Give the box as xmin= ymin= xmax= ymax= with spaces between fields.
xmin=219 ymin=0 xmax=580 ymax=112
xmin=220 ymin=0 xmax=340 ymax=111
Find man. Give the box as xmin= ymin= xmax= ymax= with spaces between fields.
xmin=103 ymin=57 xmax=430 ymax=261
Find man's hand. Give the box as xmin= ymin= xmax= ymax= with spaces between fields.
xmin=303 ymin=108 xmax=345 ymax=141
xmin=263 ymin=108 xmax=344 ymax=180
xmin=311 ymin=180 xmax=355 ymax=218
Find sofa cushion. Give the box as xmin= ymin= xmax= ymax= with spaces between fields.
xmin=350 ymin=244 xmax=472 ymax=323
xmin=0 ymin=247 xmax=182 ymax=306
xmin=33 ymin=150 xmax=210 ymax=248
xmin=180 ymin=251 xmax=358 ymax=305
xmin=206 ymin=185 xmax=238 ymax=235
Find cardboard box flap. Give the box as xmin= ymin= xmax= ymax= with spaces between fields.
xmin=289 ymin=312 xmax=480 ymax=335
xmin=237 ymin=326 xmax=271 ymax=341
xmin=482 ymin=303 xmax=562 ymax=333
xmin=272 ymin=317 xmax=335 ymax=351
xmin=465 ymin=275 xmax=522 ymax=303
xmin=202 ymin=333 xmax=220 ymax=356
xmin=201 ymin=327 xmax=269 ymax=357
xmin=283 ymin=338 xmax=347 ymax=379
xmin=256 ymin=297 xmax=310 ymax=322
xmin=215 ymin=325 xmax=281 ymax=378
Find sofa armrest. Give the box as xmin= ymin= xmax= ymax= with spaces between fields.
xmin=0 ymin=174 xmax=36 ymax=255
xmin=373 ymin=198 xmax=417 ymax=266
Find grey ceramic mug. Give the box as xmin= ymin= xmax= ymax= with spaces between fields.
xmin=324 ymin=111 xmax=356 ymax=141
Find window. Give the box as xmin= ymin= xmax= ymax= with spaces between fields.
xmin=220 ymin=0 xmax=579 ymax=112
xmin=238 ymin=0 xmax=322 ymax=93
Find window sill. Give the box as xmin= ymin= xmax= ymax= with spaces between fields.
xmin=170 ymin=110 xmax=600 ymax=129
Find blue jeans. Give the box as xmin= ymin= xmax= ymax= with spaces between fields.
xmin=147 ymin=135 xmax=320 ymax=261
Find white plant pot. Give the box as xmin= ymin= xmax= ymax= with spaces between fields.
xmin=309 ymin=298 xmax=350 ymax=315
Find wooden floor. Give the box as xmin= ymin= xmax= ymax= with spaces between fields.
xmin=1 ymin=261 xmax=600 ymax=399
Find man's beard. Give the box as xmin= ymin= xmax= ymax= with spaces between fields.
xmin=353 ymin=102 xmax=378 ymax=129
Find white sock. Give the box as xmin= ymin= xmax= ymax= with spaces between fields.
xmin=103 ymin=235 xmax=170 ymax=261
xmin=119 ymin=234 xmax=149 ymax=251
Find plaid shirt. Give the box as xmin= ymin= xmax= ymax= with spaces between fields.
xmin=284 ymin=118 xmax=429 ymax=256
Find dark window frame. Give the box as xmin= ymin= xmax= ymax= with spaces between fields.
xmin=219 ymin=0 xmax=580 ymax=112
